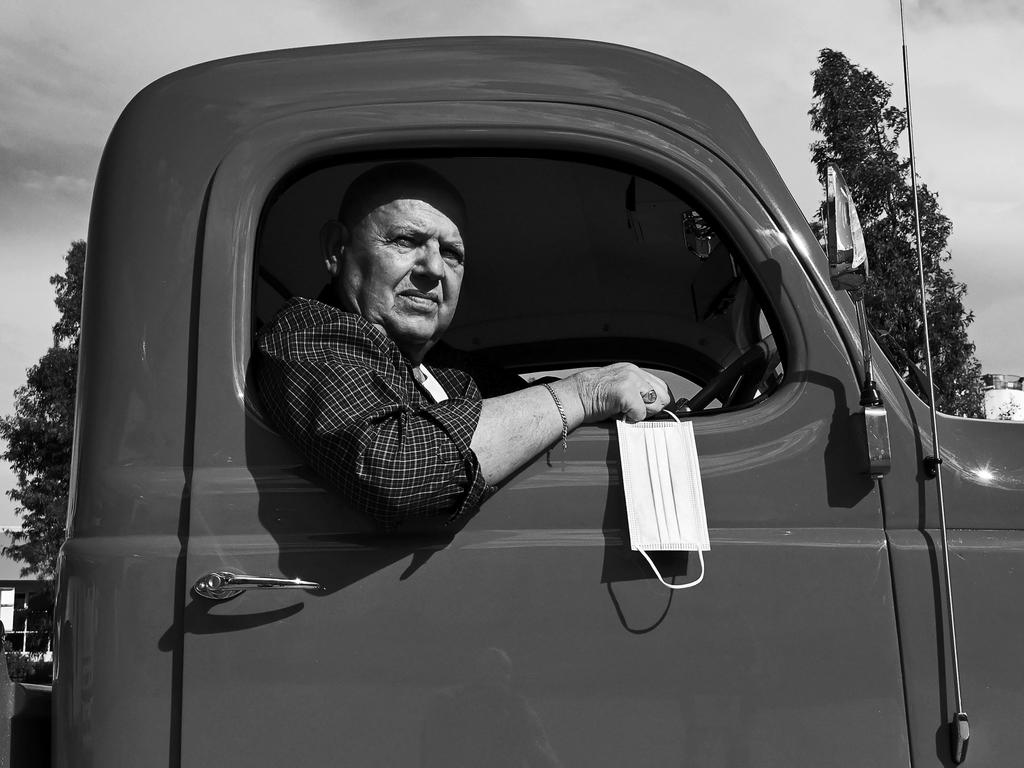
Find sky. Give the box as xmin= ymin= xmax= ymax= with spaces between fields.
xmin=1 ymin=0 xmax=1021 ymax=526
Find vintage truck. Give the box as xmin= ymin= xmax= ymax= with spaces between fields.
xmin=9 ymin=37 xmax=1024 ymax=766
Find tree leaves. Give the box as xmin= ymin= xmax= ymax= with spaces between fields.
xmin=809 ymin=50 xmax=984 ymax=418
xmin=0 ymin=240 xmax=85 ymax=582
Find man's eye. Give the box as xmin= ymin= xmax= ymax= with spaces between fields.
xmin=393 ymin=235 xmax=416 ymax=247
xmin=442 ymin=249 xmax=465 ymax=265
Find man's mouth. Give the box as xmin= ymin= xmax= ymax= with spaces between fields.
xmin=399 ymin=290 xmax=439 ymax=308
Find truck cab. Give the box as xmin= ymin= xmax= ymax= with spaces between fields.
xmin=47 ymin=38 xmax=1024 ymax=766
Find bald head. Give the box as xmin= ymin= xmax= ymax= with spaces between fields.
xmin=338 ymin=162 xmax=467 ymax=233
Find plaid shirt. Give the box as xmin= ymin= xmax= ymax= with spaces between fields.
xmin=256 ymin=296 xmax=490 ymax=529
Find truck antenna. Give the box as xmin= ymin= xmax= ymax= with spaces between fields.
xmin=900 ymin=1 xmax=970 ymax=761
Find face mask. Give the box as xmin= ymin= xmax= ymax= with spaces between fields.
xmin=616 ymin=411 xmax=709 ymax=590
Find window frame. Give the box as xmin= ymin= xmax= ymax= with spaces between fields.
xmin=190 ymin=100 xmax=838 ymax=474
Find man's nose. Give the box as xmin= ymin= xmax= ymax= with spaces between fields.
xmin=414 ymin=240 xmax=445 ymax=279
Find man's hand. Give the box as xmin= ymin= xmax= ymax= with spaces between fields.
xmin=568 ymin=363 xmax=672 ymax=424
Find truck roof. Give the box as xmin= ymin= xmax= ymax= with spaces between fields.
xmin=127 ymin=36 xmax=800 ymax=223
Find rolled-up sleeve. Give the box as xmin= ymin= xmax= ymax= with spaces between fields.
xmin=256 ymin=300 xmax=489 ymax=528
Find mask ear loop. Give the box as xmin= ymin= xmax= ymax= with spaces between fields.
xmin=639 ymin=548 xmax=705 ymax=590
xmin=638 ymin=408 xmax=705 ymax=589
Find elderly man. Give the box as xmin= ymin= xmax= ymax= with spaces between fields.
xmin=256 ymin=162 xmax=670 ymax=528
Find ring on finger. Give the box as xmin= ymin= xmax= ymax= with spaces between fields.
xmin=641 ymin=389 xmax=658 ymax=405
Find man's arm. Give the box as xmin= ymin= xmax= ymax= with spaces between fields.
xmin=257 ymin=298 xmax=671 ymax=524
xmin=471 ymin=363 xmax=671 ymax=486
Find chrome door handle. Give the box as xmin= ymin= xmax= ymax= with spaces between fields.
xmin=192 ymin=570 xmax=323 ymax=601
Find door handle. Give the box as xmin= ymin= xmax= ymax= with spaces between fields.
xmin=192 ymin=570 xmax=323 ymax=601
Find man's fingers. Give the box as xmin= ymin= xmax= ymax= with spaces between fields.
xmin=640 ymin=375 xmax=671 ymax=416
xmin=622 ymin=374 xmax=669 ymax=422
xmin=621 ymin=397 xmax=648 ymax=423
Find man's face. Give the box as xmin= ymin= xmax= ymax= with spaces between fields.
xmin=330 ymin=197 xmax=465 ymax=362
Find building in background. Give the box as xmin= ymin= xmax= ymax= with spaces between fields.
xmin=983 ymin=374 xmax=1024 ymax=421
xmin=0 ymin=527 xmax=49 ymax=658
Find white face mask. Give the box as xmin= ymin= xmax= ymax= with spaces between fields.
xmin=616 ymin=411 xmax=710 ymax=590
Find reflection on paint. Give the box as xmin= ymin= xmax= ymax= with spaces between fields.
xmin=973 ymin=466 xmax=996 ymax=484
xmin=942 ymin=445 xmax=1024 ymax=491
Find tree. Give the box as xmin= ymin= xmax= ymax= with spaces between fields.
xmin=809 ymin=49 xmax=984 ymax=417
xmin=0 ymin=240 xmax=85 ymax=582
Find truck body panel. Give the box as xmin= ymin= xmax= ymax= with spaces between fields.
xmin=47 ymin=37 xmax=1024 ymax=766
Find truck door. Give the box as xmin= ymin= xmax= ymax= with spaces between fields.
xmin=180 ymin=112 xmax=909 ymax=766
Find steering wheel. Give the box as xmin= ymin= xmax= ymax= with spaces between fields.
xmin=681 ymin=336 xmax=779 ymax=412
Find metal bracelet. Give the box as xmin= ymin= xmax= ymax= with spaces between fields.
xmin=542 ymin=383 xmax=569 ymax=451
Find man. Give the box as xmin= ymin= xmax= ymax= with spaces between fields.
xmin=257 ymin=162 xmax=670 ymax=528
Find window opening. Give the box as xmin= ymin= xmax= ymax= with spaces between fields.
xmin=255 ymin=153 xmax=784 ymax=414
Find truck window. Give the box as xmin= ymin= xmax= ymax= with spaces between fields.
xmin=255 ymin=155 xmax=784 ymax=413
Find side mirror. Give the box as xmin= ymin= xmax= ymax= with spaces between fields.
xmin=824 ymin=164 xmax=890 ymax=475
xmin=825 ymin=163 xmax=868 ymax=294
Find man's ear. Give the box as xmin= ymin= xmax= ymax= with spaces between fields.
xmin=320 ymin=220 xmax=348 ymax=277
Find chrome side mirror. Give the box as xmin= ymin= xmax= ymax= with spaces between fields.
xmin=825 ymin=163 xmax=869 ymax=294
xmin=824 ymin=163 xmax=890 ymax=476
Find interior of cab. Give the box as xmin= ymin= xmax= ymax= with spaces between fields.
xmin=255 ymin=154 xmax=784 ymax=412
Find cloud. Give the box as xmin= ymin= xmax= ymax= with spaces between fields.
xmin=0 ymin=146 xmax=95 ymax=201
xmin=0 ymin=28 xmax=109 ymax=243
xmin=0 ymin=36 xmax=118 ymax=153
xmin=20 ymin=171 xmax=92 ymax=196
xmin=312 ymin=0 xmax=538 ymax=34
xmin=0 ymin=143 xmax=94 ymax=256
xmin=912 ymin=0 xmax=1024 ymax=24
xmin=966 ymin=294 xmax=1024 ymax=374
